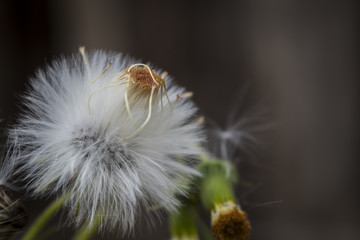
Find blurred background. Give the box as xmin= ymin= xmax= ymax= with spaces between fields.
xmin=0 ymin=0 xmax=359 ymax=239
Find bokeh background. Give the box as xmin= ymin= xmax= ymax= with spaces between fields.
xmin=0 ymin=0 xmax=359 ymax=240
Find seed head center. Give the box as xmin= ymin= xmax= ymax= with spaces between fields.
xmin=129 ymin=67 xmax=164 ymax=89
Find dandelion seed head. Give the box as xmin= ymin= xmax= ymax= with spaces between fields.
xmin=7 ymin=50 xmax=204 ymax=234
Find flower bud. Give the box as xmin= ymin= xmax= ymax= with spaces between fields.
xmin=211 ymin=201 xmax=251 ymax=240
xmin=196 ymin=158 xmax=251 ymax=240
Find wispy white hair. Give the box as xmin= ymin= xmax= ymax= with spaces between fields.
xmin=6 ymin=50 xmax=203 ymax=233
xmin=0 ymin=163 xmax=10 ymax=187
xmin=0 ymin=154 xmax=14 ymax=188
xmin=207 ymin=83 xmax=269 ymax=163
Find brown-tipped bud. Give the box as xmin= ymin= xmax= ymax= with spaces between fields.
xmin=211 ymin=201 xmax=251 ymax=240
xmin=0 ymin=186 xmax=27 ymax=239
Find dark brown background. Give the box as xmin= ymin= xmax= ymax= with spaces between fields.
xmin=0 ymin=0 xmax=359 ymax=240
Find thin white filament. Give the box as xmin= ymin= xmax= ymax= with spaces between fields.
xmin=121 ymin=86 xmax=156 ymax=141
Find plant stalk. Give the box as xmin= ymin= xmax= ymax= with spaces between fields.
xmin=72 ymin=213 xmax=101 ymax=240
xmin=22 ymin=193 xmax=69 ymax=240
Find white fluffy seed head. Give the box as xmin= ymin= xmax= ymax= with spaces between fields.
xmin=7 ymin=50 xmax=204 ymax=234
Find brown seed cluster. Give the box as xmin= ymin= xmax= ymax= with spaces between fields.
xmin=129 ymin=67 xmax=165 ymax=89
xmin=211 ymin=208 xmax=251 ymax=240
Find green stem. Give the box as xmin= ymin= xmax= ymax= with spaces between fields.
xmin=195 ymin=212 xmax=216 ymax=240
xmin=196 ymin=159 xmax=236 ymax=210
xmin=36 ymin=225 xmax=57 ymax=240
xmin=72 ymin=214 xmax=101 ymax=240
xmin=22 ymin=193 xmax=69 ymax=240
xmin=170 ymin=205 xmax=198 ymax=239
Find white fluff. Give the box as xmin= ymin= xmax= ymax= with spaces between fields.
xmin=0 ymin=156 xmax=13 ymax=188
xmin=6 ymin=50 xmax=203 ymax=233
xmin=207 ymin=84 xmax=269 ymax=165
xmin=0 ymin=164 xmax=9 ymax=187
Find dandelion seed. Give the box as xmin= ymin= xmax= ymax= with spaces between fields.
xmin=6 ymin=49 xmax=204 ymax=234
